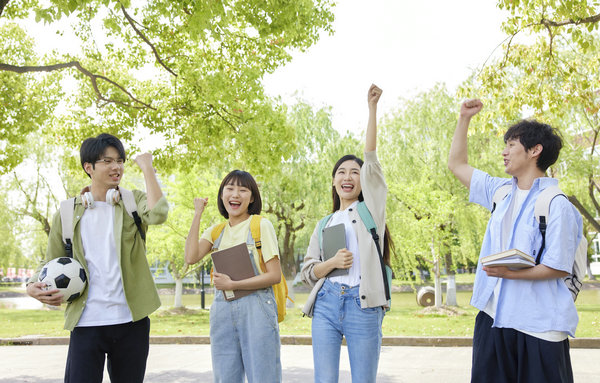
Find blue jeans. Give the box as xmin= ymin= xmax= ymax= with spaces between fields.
xmin=312 ymin=279 xmax=384 ymax=383
xmin=210 ymin=287 xmax=282 ymax=383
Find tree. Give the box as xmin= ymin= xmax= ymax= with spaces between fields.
xmin=0 ymin=22 xmax=61 ymax=173
xmin=260 ymin=101 xmax=361 ymax=278
xmin=380 ymin=84 xmax=496 ymax=307
xmin=0 ymin=190 xmax=28 ymax=272
xmin=145 ymin=168 xmax=222 ymax=308
xmin=0 ymin=0 xmax=335 ymax=174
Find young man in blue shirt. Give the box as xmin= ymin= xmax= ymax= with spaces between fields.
xmin=448 ymin=99 xmax=582 ymax=383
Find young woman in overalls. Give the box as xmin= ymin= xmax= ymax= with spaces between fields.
xmin=185 ymin=170 xmax=282 ymax=383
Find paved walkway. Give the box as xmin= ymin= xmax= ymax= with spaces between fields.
xmin=1 ymin=344 xmax=599 ymax=382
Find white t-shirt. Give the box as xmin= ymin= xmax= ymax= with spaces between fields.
xmin=327 ymin=201 xmax=361 ymax=287
xmin=77 ymin=201 xmax=133 ymax=327
xmin=484 ymin=187 xmax=567 ymax=342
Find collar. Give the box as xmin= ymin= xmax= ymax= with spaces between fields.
xmin=511 ymin=176 xmax=558 ymax=192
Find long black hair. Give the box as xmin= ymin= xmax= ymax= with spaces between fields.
xmin=331 ymin=155 xmax=394 ymax=267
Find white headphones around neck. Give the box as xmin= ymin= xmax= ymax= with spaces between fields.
xmin=81 ymin=188 xmax=121 ymax=209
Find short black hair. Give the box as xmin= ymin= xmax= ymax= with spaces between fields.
xmin=504 ymin=119 xmax=563 ymax=172
xmin=217 ymin=170 xmax=262 ymax=218
xmin=80 ymin=133 xmax=126 ymax=178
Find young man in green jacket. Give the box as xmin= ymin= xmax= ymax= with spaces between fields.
xmin=27 ymin=133 xmax=169 ymax=383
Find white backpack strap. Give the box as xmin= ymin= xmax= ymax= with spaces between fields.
xmin=533 ymin=185 xmax=566 ymax=264
xmin=534 ymin=185 xmax=565 ymax=224
xmin=59 ymin=198 xmax=76 ymax=257
xmin=119 ymin=187 xmax=137 ymax=218
xmin=119 ymin=187 xmax=146 ymax=241
xmin=491 ymin=184 xmax=512 ymax=213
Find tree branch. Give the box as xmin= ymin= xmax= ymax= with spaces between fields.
xmin=207 ymin=104 xmax=240 ymax=132
xmin=0 ymin=61 xmax=155 ymax=110
xmin=541 ymin=13 xmax=600 ymax=28
xmin=588 ymin=175 xmax=600 ymax=215
xmin=0 ymin=0 xmax=10 ymax=18
xmin=12 ymin=172 xmax=51 ymax=236
xmin=120 ymin=5 xmax=177 ymax=77
xmin=569 ymin=195 xmax=600 ymax=232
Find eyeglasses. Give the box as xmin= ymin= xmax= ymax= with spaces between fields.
xmin=96 ymin=157 xmax=125 ymax=165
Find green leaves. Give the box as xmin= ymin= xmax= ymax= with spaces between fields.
xmin=1 ymin=0 xmax=335 ymax=175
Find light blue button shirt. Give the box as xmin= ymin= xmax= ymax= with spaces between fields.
xmin=469 ymin=169 xmax=581 ymax=337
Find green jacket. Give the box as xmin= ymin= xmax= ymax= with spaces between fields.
xmin=30 ymin=190 xmax=169 ymax=330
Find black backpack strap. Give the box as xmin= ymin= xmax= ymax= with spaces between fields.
xmin=59 ymin=198 xmax=76 ymax=258
xmin=369 ymin=227 xmax=390 ymax=301
xmin=535 ymin=216 xmax=547 ymax=265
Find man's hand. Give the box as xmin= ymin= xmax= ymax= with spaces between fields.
xmin=460 ymin=99 xmax=483 ymax=119
xmin=331 ymin=248 xmax=353 ymax=269
xmin=193 ymin=197 xmax=208 ymax=216
xmin=367 ymin=84 xmax=383 ymax=109
xmin=134 ymin=152 xmax=155 ymax=173
xmin=482 ymin=266 xmax=513 ymax=279
xmin=26 ymin=282 xmax=63 ymax=306
xmin=213 ymin=272 xmax=235 ymax=291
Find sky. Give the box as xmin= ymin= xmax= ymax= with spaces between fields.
xmin=17 ymin=0 xmax=509 ymax=142
xmin=263 ymin=0 xmax=508 ymax=135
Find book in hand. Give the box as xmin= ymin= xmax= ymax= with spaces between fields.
xmin=322 ymin=223 xmax=349 ymax=277
xmin=211 ymin=243 xmax=257 ymax=301
xmin=481 ymin=249 xmax=535 ymax=269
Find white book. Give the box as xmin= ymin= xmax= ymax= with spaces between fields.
xmin=482 ymin=257 xmax=535 ymax=269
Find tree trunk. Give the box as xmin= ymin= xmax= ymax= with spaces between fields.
xmin=444 ymin=252 xmax=457 ymax=306
xmin=434 ymin=259 xmax=442 ymax=308
xmin=432 ymin=238 xmax=442 ymax=308
xmin=172 ymin=263 xmax=189 ymax=309
xmin=174 ymin=277 xmax=184 ymax=308
xmin=286 ymin=277 xmax=294 ymax=308
xmin=445 ymin=274 xmax=457 ymax=306
xmin=587 ymin=263 xmax=597 ymax=281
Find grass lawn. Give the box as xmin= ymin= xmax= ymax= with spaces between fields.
xmin=1 ymin=288 xmax=599 ymax=338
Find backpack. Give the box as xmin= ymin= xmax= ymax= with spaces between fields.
xmin=317 ymin=201 xmax=393 ymax=308
xmin=59 ymin=187 xmax=145 ymax=257
xmin=210 ymin=215 xmax=291 ymax=322
xmin=492 ymin=184 xmax=588 ymax=301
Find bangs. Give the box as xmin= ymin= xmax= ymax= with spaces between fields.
xmin=223 ymin=171 xmax=255 ymax=189
xmin=217 ymin=170 xmax=262 ymax=218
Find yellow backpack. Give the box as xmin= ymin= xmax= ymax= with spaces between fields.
xmin=210 ymin=215 xmax=291 ymax=322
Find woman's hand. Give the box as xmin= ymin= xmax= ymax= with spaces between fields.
xmin=194 ymin=197 xmax=208 ymax=216
xmin=213 ymin=271 xmax=235 ymax=290
xmin=367 ymin=84 xmax=383 ymax=109
xmin=331 ymin=248 xmax=353 ymax=269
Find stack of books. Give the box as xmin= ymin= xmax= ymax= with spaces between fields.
xmin=481 ymin=249 xmax=535 ymax=269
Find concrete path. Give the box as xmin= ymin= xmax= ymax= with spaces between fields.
xmin=1 ymin=344 xmax=599 ymax=382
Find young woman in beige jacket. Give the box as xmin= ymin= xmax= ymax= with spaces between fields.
xmin=301 ymin=84 xmax=392 ymax=383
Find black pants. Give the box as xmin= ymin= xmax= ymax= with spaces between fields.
xmin=64 ymin=317 xmax=150 ymax=383
xmin=471 ymin=311 xmax=573 ymax=383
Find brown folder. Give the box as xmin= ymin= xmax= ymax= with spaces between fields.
xmin=211 ymin=242 xmax=258 ymax=301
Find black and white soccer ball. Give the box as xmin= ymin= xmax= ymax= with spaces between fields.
xmin=38 ymin=257 xmax=87 ymax=303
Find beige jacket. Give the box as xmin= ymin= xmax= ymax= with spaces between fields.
xmin=301 ymin=150 xmax=387 ymax=317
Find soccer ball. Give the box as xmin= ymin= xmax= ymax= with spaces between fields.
xmin=38 ymin=257 xmax=87 ymax=303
